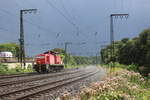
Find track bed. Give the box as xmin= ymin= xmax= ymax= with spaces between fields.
xmin=0 ymin=66 xmax=106 ymax=100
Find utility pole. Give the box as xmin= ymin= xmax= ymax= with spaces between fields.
xmin=63 ymin=42 xmax=85 ymax=67
xmin=19 ymin=9 xmax=37 ymax=69
xmin=64 ymin=42 xmax=72 ymax=67
xmin=110 ymin=14 xmax=129 ymax=68
xmin=95 ymin=52 xmax=99 ymax=66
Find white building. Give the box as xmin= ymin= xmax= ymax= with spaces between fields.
xmin=0 ymin=51 xmax=13 ymax=57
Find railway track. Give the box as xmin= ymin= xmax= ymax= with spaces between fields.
xmin=0 ymin=68 xmax=79 ymax=80
xmin=0 ymin=72 xmax=37 ymax=79
xmin=0 ymin=70 xmax=82 ymax=87
xmin=0 ymin=69 xmax=99 ymax=100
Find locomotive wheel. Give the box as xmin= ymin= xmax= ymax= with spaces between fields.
xmin=54 ymin=65 xmax=64 ymax=72
xmin=38 ymin=65 xmax=45 ymax=73
xmin=34 ymin=64 xmax=64 ymax=73
xmin=33 ymin=65 xmax=41 ymax=73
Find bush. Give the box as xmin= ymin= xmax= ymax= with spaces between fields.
xmin=60 ymin=69 xmax=150 ymax=100
xmin=0 ymin=64 xmax=8 ymax=73
xmin=125 ymin=64 xmax=138 ymax=71
xmin=27 ymin=64 xmax=32 ymax=69
xmin=88 ymin=92 xmax=123 ymax=100
xmin=0 ymin=64 xmax=34 ymax=74
xmin=113 ymin=62 xmax=138 ymax=72
xmin=15 ymin=66 xmax=23 ymax=72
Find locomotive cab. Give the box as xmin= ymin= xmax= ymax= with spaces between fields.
xmin=33 ymin=51 xmax=64 ymax=73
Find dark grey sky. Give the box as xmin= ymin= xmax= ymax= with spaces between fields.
xmin=0 ymin=0 xmax=150 ymax=56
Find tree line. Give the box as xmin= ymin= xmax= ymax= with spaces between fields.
xmin=0 ymin=43 xmax=19 ymax=57
xmin=0 ymin=44 xmax=99 ymax=65
xmin=101 ymin=28 xmax=150 ymax=69
xmin=52 ymin=48 xmax=100 ymax=65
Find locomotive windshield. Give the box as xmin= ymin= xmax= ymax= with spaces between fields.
xmin=36 ymin=56 xmax=45 ymax=59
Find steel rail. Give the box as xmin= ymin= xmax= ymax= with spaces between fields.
xmin=0 ymin=70 xmax=99 ymax=100
xmin=0 ymin=72 xmax=37 ymax=79
xmin=18 ymin=70 xmax=99 ymax=100
xmin=0 ymin=70 xmax=81 ymax=87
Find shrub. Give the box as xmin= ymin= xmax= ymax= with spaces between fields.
xmin=0 ymin=64 xmax=8 ymax=73
xmin=27 ymin=64 xmax=32 ymax=69
xmin=60 ymin=69 xmax=150 ymax=100
xmin=126 ymin=64 xmax=138 ymax=71
xmin=12 ymin=65 xmax=23 ymax=72
xmin=113 ymin=62 xmax=138 ymax=72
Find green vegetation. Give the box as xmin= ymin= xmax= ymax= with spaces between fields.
xmin=0 ymin=43 xmax=20 ymax=57
xmin=101 ymin=28 xmax=150 ymax=76
xmin=48 ymin=29 xmax=150 ymax=100
xmin=60 ymin=67 xmax=150 ymax=100
xmin=51 ymin=48 xmax=101 ymax=68
xmin=106 ymin=62 xmax=139 ymax=72
xmin=0 ymin=63 xmax=8 ymax=73
xmin=58 ymin=29 xmax=150 ymax=100
xmin=0 ymin=63 xmax=34 ymax=74
xmin=0 ymin=46 xmax=99 ymax=74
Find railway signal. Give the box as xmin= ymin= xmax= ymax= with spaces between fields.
xmin=19 ymin=9 xmax=37 ymax=69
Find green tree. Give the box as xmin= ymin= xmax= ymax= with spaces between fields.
xmin=100 ymin=28 xmax=150 ymax=74
xmin=0 ymin=43 xmax=19 ymax=57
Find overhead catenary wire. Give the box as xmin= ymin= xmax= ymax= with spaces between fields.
xmin=21 ymin=0 xmax=45 ymax=30
xmin=0 ymin=0 xmax=82 ymax=39
xmin=59 ymin=0 xmax=74 ymax=22
xmin=45 ymin=0 xmax=80 ymax=35
xmin=2 ymin=1 xmax=101 ymax=44
xmin=59 ymin=0 xmax=81 ymax=36
xmin=46 ymin=0 xmax=75 ymax=26
xmin=14 ymin=0 xmax=56 ymax=34
xmin=0 ymin=27 xmax=8 ymax=31
xmin=0 ymin=8 xmax=55 ymax=34
xmin=22 ymin=0 xmax=36 ymax=8
xmin=0 ymin=26 xmax=19 ymax=39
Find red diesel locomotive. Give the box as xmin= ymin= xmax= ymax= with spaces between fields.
xmin=33 ymin=51 xmax=64 ymax=73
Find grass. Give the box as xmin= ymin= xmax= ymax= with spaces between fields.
xmin=0 ymin=63 xmax=34 ymax=75
xmin=58 ymin=66 xmax=150 ymax=100
xmin=102 ymin=62 xmax=139 ymax=72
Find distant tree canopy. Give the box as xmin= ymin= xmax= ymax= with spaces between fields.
xmin=0 ymin=43 xmax=19 ymax=57
xmin=51 ymin=48 xmax=65 ymax=54
xmin=51 ymin=48 xmax=100 ymax=65
xmin=101 ymin=28 xmax=150 ymax=68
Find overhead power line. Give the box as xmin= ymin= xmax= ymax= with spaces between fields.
xmin=45 ymin=0 xmax=79 ymax=32
xmin=0 ymin=8 xmax=55 ymax=34
xmin=58 ymin=0 xmax=81 ymax=36
xmin=46 ymin=0 xmax=75 ymax=26
xmin=24 ymin=19 xmax=54 ymax=33
xmin=0 ymin=27 xmax=18 ymax=37
xmin=0 ymin=27 xmax=8 ymax=31
xmin=59 ymin=0 xmax=74 ymax=21
xmin=20 ymin=0 xmax=44 ymax=27
xmin=22 ymin=0 xmax=36 ymax=8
